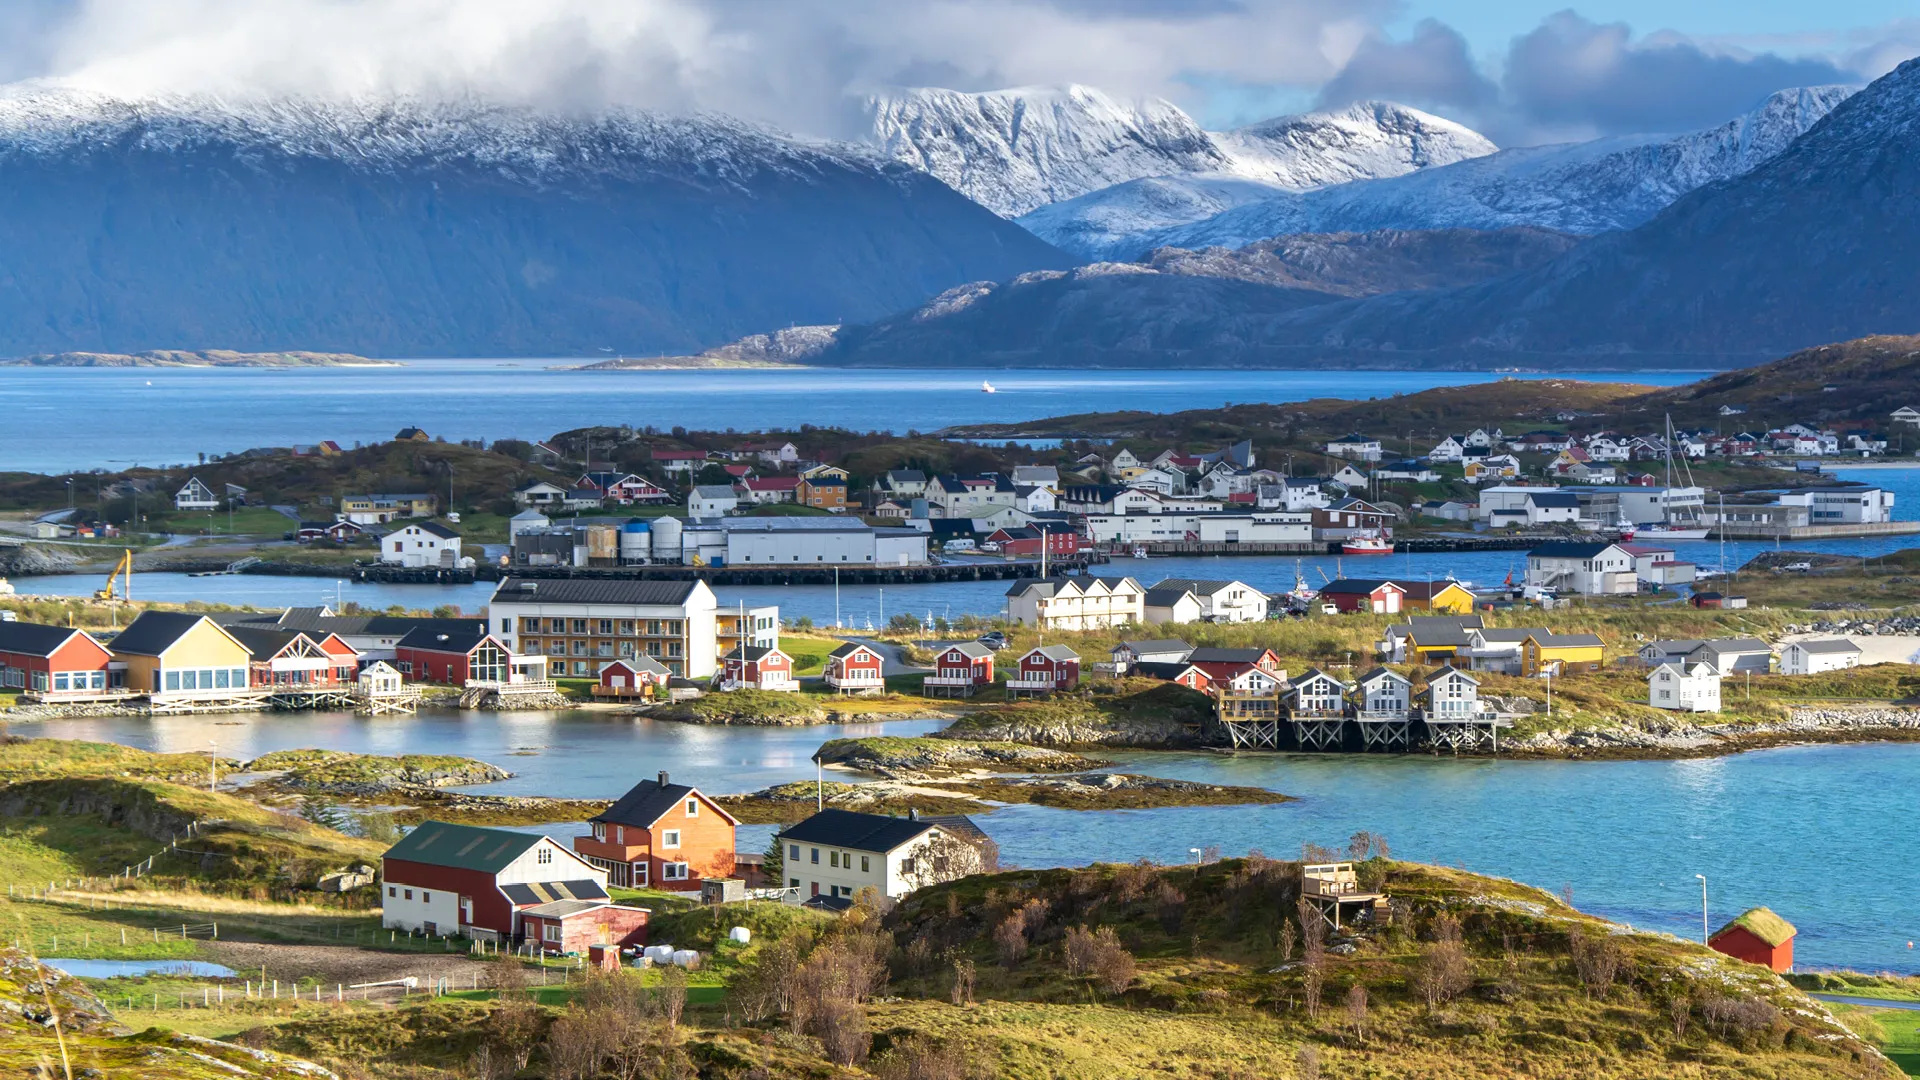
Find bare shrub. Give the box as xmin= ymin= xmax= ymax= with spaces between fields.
xmin=1113 ymin=860 xmax=1157 ymax=904
xmin=730 ymin=934 xmax=802 ymax=1023
xmin=1301 ymin=842 xmax=1341 ymax=862
xmin=1568 ymin=929 xmax=1623 ymax=999
xmin=1063 ymin=925 xmax=1135 ymax=995
xmin=1345 ymin=984 xmax=1369 ymax=1046
xmin=1153 ymin=881 xmax=1187 ymax=935
xmin=1702 ymin=996 xmax=1781 ymax=1042
xmin=1669 ymin=994 xmax=1691 ymax=1039
xmin=1296 ymin=1044 xmax=1321 ymax=1080
xmin=992 ymin=912 xmax=1029 ymax=968
xmin=1018 ymin=897 xmax=1052 ymax=937
xmin=483 ymin=998 xmax=543 ymax=1072
xmin=873 ymin=1034 xmax=981 ymax=1080
xmin=1278 ymin=919 xmax=1297 ymax=965
xmin=1297 ymin=897 xmax=1326 ymax=1019
xmin=815 ymin=999 xmax=871 ymax=1067
xmin=1413 ymin=914 xmax=1471 ymax=1012
xmin=950 ymin=956 xmax=975 ymax=1006
xmin=656 ymin=965 xmax=688 ymax=1029
xmin=903 ymin=934 xmax=936 ymax=976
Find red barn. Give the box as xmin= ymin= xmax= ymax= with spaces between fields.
xmin=924 ymin=642 xmax=995 ymax=698
xmin=824 ymin=642 xmax=886 ymax=694
xmin=984 ymin=524 xmax=1081 ymax=559
xmin=1131 ymin=660 xmax=1213 ymax=692
xmin=381 ymin=821 xmax=621 ymax=945
xmin=1008 ymin=645 xmax=1080 ymax=696
xmin=0 ymin=622 xmax=116 ymax=699
xmin=1317 ymin=579 xmax=1406 ymax=614
xmin=393 ymin=625 xmax=512 ymax=685
xmin=1709 ymin=907 xmax=1796 ymax=973
xmin=720 ymin=645 xmax=796 ymax=691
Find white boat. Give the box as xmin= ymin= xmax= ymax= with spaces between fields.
xmin=1130 ymin=547 xmax=1149 ymax=559
xmin=981 ymin=380 xmax=997 ymax=393
xmin=1632 ymin=525 xmax=1710 ymax=540
xmin=1341 ymin=532 xmax=1393 ymax=555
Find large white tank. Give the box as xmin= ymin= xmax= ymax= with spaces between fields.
xmin=651 ymin=516 xmax=683 ymax=563
xmin=619 ymin=519 xmax=651 ymax=562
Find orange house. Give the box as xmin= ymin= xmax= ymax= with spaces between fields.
xmin=573 ymin=772 xmax=739 ymax=890
xmin=797 ymin=477 xmax=848 ymax=512
xmin=1708 ymin=907 xmax=1796 ymax=973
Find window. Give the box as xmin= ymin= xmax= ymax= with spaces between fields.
xmin=789 ymin=844 xmax=799 ymax=859
xmin=663 ymin=862 xmax=689 ymax=881
xmin=404 ymin=889 xmax=413 ymax=900
xmin=632 ymin=861 xmax=648 ymax=885
xmin=789 ymin=878 xmax=799 ymax=888
xmin=860 ymin=856 xmax=870 ymax=873
xmin=165 ymin=671 xmax=181 ymax=691
xmin=829 ymin=852 xmax=839 ymax=868
xmin=536 ymin=848 xmax=553 ymax=865
xmin=810 ymin=847 xmax=819 ymax=864
xmin=593 ymin=823 xmax=605 ymax=841
xmin=543 ymin=923 xmax=561 ymax=942
xmin=422 ymin=892 xmax=431 ymax=902
xmin=388 ymin=886 xmax=396 ymax=897
xmin=615 ymin=825 xmax=625 ymax=844
xmin=662 ymin=830 xmax=681 ymax=849
xmin=571 ymin=619 xmax=588 ymax=634
xmin=685 ymin=799 xmax=698 ymax=817
xmin=499 ymin=618 xmax=513 ymax=633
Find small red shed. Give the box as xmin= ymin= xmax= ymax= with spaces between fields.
xmin=1130 ymin=661 xmax=1213 ymax=692
xmin=1009 ymin=644 xmax=1080 ymax=695
xmin=595 ymin=656 xmax=671 ymax=699
xmin=1316 ymin=579 xmax=1407 ymax=614
xmin=1709 ymin=907 xmax=1795 ymax=973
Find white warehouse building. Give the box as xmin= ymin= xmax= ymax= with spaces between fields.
xmin=681 ymin=518 xmax=930 ymax=567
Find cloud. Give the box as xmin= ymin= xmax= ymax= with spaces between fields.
xmin=1500 ymin=12 xmax=1859 ymax=137
xmin=6 ymin=0 xmax=1395 ymax=139
xmin=1312 ymin=19 xmax=1498 ymax=115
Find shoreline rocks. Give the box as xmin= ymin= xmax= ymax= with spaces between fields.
xmin=815 ymin=736 xmax=1102 ymax=778
xmin=1506 ymin=707 xmax=1920 ymax=757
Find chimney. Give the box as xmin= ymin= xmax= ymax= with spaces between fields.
xmin=658 ymin=771 xmax=670 ymax=787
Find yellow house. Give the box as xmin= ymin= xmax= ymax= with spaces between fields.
xmin=1520 ymin=632 xmax=1605 ymax=676
xmin=110 ymin=612 xmax=254 ymax=699
xmin=799 ymin=464 xmax=849 ymax=483
xmin=339 ymin=493 xmax=438 ymax=524
xmin=1395 ymin=580 xmax=1476 ymax=614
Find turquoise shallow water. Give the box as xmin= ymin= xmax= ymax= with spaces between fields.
xmin=22 ymin=711 xmax=1920 ymax=974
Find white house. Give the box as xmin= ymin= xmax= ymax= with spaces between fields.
xmin=1286 ymin=669 xmax=1349 ymax=715
xmin=1351 ymin=667 xmax=1412 ymax=717
xmin=1777 ymin=487 xmax=1895 ymax=524
xmin=1649 ymin=662 xmax=1721 ymax=712
xmin=1005 ymin=576 xmax=1144 ymax=629
xmin=1377 ymin=462 xmax=1440 ymax=483
xmin=688 ymin=485 xmax=740 ymax=517
xmin=1417 ymin=666 xmax=1482 ymax=719
xmin=173 ymin=476 xmax=219 ymax=511
xmin=1325 ymin=433 xmax=1382 ymax=462
xmin=1524 ymin=542 xmax=1637 ymax=595
xmin=513 ymin=480 xmax=569 ymax=507
xmin=382 ymin=521 xmax=463 ymax=568
xmin=1780 ymin=638 xmax=1862 ymax=675
xmin=1144 ymin=578 xmax=1268 ymax=624
xmin=776 ymin=809 xmax=984 ymax=902
xmin=1428 ymin=436 xmax=1465 ymax=463
xmin=1329 ymin=465 xmax=1370 ymax=488
xmin=1010 ymin=465 xmax=1061 ymax=491
xmin=1894 ymin=407 xmax=1920 ymax=428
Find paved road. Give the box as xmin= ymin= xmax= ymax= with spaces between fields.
xmin=844 ymin=637 xmax=927 ymax=676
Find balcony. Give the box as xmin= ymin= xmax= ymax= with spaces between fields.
xmin=825 ymin=671 xmax=885 ymax=692
xmin=921 ymin=674 xmax=980 ymax=687
xmin=1003 ymin=676 xmax=1061 ymax=690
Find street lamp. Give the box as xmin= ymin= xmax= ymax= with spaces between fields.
xmin=1189 ymin=847 xmax=1203 ymax=865
xmin=1694 ymin=874 xmax=1709 ymax=945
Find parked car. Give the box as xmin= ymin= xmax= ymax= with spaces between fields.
xmin=977 ymin=631 xmax=1009 ymax=650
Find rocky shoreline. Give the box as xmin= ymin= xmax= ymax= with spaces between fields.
xmin=1505 ymin=707 xmax=1920 ymax=758
xmin=814 ymin=736 xmax=1102 ymax=778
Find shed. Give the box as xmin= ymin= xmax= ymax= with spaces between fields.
xmin=1708 ymin=907 xmax=1795 ymax=973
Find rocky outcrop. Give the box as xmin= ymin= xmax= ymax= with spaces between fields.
xmin=814 ymin=737 xmax=1101 ymax=778
xmin=0 ymin=543 xmax=83 ymax=575
xmin=1507 ymin=707 xmax=1920 ymax=757
xmin=938 ymin=709 xmax=1199 ymax=749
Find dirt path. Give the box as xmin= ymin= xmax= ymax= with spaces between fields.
xmin=201 ymin=940 xmax=490 ymax=986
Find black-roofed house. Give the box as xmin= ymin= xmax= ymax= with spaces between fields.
xmin=0 ymin=621 xmax=116 ymax=700
xmin=1110 ymin=639 xmax=1193 ymax=674
xmin=107 ymin=611 xmax=255 ymax=707
xmin=380 ymin=820 xmax=646 ymax=948
xmin=776 ymin=808 xmax=986 ymax=902
xmin=392 ymin=625 xmax=529 ymax=686
xmin=719 ymin=644 xmax=796 ymax=692
xmin=824 ymin=642 xmax=887 ymax=695
xmin=1143 ymin=578 xmax=1268 ymax=624
xmin=573 ymin=771 xmax=739 ymax=890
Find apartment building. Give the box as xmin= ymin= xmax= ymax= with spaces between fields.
xmin=489 ymin=578 xmax=720 ymax=680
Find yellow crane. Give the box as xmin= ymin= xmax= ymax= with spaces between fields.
xmin=94 ymin=549 xmax=132 ymax=602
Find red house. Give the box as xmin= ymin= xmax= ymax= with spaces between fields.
xmin=573 ymin=771 xmax=739 ymax=890
xmin=924 ymin=642 xmax=995 ymax=698
xmin=824 ymin=642 xmax=886 ymax=694
xmin=0 ymin=622 xmax=116 ymax=699
xmin=1708 ymin=907 xmax=1796 ymax=973
xmin=520 ymin=902 xmax=651 ymax=956
xmin=719 ymin=645 xmax=796 ymax=691
xmin=984 ymin=524 xmax=1081 ymax=559
xmin=576 ymin=472 xmax=671 ymax=505
xmin=1007 ymin=644 xmax=1080 ymax=696
xmin=1186 ymin=647 xmax=1283 ymax=683
xmin=381 ymin=821 xmax=635 ymax=946
xmin=1316 ymin=579 xmax=1407 ymax=614
xmin=226 ymin=627 xmax=360 ymax=688
xmin=394 ymin=625 xmax=513 ymax=685
xmin=594 ymin=656 xmax=672 ymax=699
xmin=1131 ymin=660 xmax=1214 ymax=692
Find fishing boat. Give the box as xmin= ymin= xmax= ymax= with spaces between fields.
xmin=1130 ymin=546 xmax=1150 ymax=559
xmin=1632 ymin=524 xmax=1711 ymax=540
xmin=1614 ymin=517 xmax=1636 ymax=541
xmin=1341 ymin=532 xmax=1393 ymax=555
xmin=981 ymin=380 xmax=997 ymax=393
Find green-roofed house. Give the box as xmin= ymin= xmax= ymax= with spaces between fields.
xmin=1709 ymin=906 xmax=1796 ymax=973
xmin=381 ymin=821 xmax=614 ymax=944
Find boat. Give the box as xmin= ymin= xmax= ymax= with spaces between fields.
xmin=981 ymin=380 xmax=997 ymax=393
xmin=1130 ymin=546 xmax=1149 ymax=559
xmin=1341 ymin=532 xmax=1393 ymax=555
xmin=1632 ymin=525 xmax=1710 ymax=541
xmin=1614 ymin=517 xmax=1636 ymax=542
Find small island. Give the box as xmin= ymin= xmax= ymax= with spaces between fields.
xmin=2 ymin=349 xmax=398 ymax=367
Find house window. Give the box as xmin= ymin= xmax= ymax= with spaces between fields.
xmin=422 ymin=892 xmax=431 ymax=902
xmin=685 ymin=799 xmax=698 ymax=817
xmin=544 ymin=923 xmax=562 ymax=943
xmin=593 ymin=823 xmax=605 ymax=841
xmin=662 ymin=830 xmax=681 ymax=849
xmin=632 ymin=861 xmax=648 ymax=885
xmin=810 ymin=847 xmax=819 ymax=864
xmin=404 ymin=889 xmax=413 ymax=900
xmin=536 ymin=848 xmax=552 ymax=865
xmin=789 ymin=844 xmax=799 ymax=859
xmin=829 ymin=852 xmax=839 ymax=868
xmin=663 ymin=862 xmax=689 ymax=881
xmin=388 ymin=886 xmax=396 ymax=897
xmin=860 ymin=856 xmax=870 ymax=873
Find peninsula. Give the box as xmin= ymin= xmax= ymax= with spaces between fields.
xmin=2 ymin=349 xmax=398 ymax=367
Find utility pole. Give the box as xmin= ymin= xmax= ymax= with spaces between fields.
xmin=209 ymin=741 xmax=218 ymax=793
xmin=1695 ymin=874 xmax=1709 ymax=945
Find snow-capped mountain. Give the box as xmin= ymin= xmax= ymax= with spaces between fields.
xmin=0 ymin=86 xmax=1068 ymax=356
xmin=865 ymin=85 xmax=1496 ymax=218
xmin=1029 ymin=85 xmax=1854 ymax=260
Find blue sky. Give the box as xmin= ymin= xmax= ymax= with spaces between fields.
xmin=1400 ymin=1 xmax=1915 ymax=53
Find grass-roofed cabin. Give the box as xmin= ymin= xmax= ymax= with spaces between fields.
xmin=1710 ymin=906 xmax=1797 ymax=973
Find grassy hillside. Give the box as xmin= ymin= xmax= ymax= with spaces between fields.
xmin=1639 ymin=335 xmax=1920 ymax=432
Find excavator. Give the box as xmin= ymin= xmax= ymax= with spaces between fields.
xmin=93 ymin=549 xmax=132 ymax=602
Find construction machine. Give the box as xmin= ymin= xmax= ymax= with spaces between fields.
xmin=94 ymin=549 xmax=132 ymax=602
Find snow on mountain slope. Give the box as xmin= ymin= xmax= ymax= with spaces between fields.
xmin=866 ymin=86 xmax=1496 ymax=218
xmin=1053 ymin=85 xmax=1855 ymax=260
xmin=0 ymin=84 xmax=1070 ymax=356
xmin=1214 ymin=101 xmax=1496 ymax=189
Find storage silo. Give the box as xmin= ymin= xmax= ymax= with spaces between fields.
xmin=620 ymin=519 xmax=652 ymax=563
xmin=651 ymin=516 xmax=683 ymax=564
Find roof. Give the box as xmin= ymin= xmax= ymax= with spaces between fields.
xmin=396 ymin=625 xmax=494 ymax=655
xmin=0 ymin=621 xmax=92 ymax=658
xmin=886 ymin=469 xmax=927 ymax=483
xmin=1143 ymin=587 xmax=1198 ymax=609
xmin=692 ymin=485 xmax=738 ymax=500
xmin=1004 ymin=575 xmax=1142 ymax=599
xmin=802 ymin=894 xmax=856 ymax=912
xmin=594 ymin=775 xmax=735 ymax=828
xmin=1530 ymin=633 xmax=1603 ymax=648
xmin=1149 ymin=578 xmax=1249 ymax=597
xmin=1130 ymin=661 xmax=1202 ymax=680
xmin=1392 ymin=580 xmax=1474 ymax=600
xmin=1527 ymin=493 xmax=1581 ymax=508
xmin=916 ymin=814 xmax=988 ymax=845
xmin=224 ymin=626 xmax=308 ymax=660
xmin=1116 ymin=639 xmax=1192 ymax=656
xmin=606 ymin=655 xmax=672 ymax=676
xmin=724 ymin=645 xmax=786 ymax=663
xmin=940 ymin=642 xmax=995 ymax=660
xmin=1712 ymin=907 xmax=1796 ymax=948
xmin=520 ymin=899 xmax=613 ymax=919
xmin=1025 ymin=644 xmax=1079 ymax=662
xmin=395 ymin=520 xmax=458 ymax=539
xmin=384 ymin=821 xmax=544 ymax=873
xmin=1317 ymin=579 xmax=1400 ymax=596
xmin=1789 ymin=637 xmax=1860 ymax=654
xmin=1695 ymin=637 xmax=1771 ymax=655
xmin=1356 ymin=666 xmax=1410 ymax=686
xmin=828 ymin=641 xmax=883 ymax=660
xmin=776 ymin=808 xmax=936 ymax=853
xmin=500 ymin=880 xmax=610 ymax=906
xmin=491 ymin=578 xmax=702 ymax=606
xmin=223 ymin=611 xmax=484 ymax=641
xmin=107 ymin=612 xmax=225 ymax=657
xmin=1528 ymin=542 xmax=1622 ymax=559
xmin=1425 ymin=665 xmax=1479 ymax=685
xmin=1188 ymin=647 xmax=1271 ymax=664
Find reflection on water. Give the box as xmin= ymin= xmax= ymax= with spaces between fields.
xmin=21 ymin=711 xmax=1920 ymax=973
